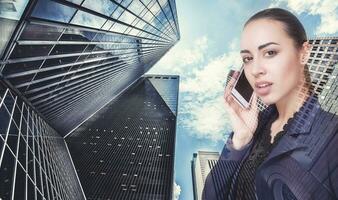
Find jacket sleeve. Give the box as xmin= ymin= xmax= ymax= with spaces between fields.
xmin=328 ymin=130 xmax=338 ymax=198
xmin=219 ymin=131 xmax=253 ymax=161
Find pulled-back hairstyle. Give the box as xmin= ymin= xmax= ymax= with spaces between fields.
xmin=245 ymin=8 xmax=307 ymax=49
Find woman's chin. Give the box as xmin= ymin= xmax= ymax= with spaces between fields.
xmin=257 ymin=95 xmax=276 ymax=106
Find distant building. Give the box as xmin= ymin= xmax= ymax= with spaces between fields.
xmin=307 ymin=37 xmax=338 ymax=100
xmin=191 ymin=151 xmax=220 ymax=200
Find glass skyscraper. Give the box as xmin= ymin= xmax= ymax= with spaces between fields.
xmin=0 ymin=0 xmax=180 ymax=199
xmin=66 ymin=75 xmax=179 ymax=199
xmin=0 ymin=0 xmax=180 ymax=134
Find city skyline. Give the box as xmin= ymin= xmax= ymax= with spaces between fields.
xmin=1 ymin=0 xmax=338 ymax=200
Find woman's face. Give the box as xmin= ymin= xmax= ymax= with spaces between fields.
xmin=240 ymin=19 xmax=305 ymax=105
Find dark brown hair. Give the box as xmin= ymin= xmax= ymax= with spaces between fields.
xmin=245 ymin=8 xmax=307 ymax=48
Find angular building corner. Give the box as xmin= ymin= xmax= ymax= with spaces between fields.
xmin=0 ymin=0 xmax=180 ymax=199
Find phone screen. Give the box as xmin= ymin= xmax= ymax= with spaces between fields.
xmin=234 ymin=71 xmax=253 ymax=102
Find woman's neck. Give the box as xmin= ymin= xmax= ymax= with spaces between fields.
xmin=276 ymin=83 xmax=310 ymax=123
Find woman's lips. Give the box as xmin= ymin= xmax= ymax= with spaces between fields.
xmin=255 ymin=81 xmax=273 ymax=96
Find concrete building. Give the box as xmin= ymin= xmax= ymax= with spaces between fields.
xmin=191 ymin=151 xmax=220 ymax=200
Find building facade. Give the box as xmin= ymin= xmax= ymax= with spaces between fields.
xmin=66 ymin=75 xmax=179 ymax=200
xmin=191 ymin=151 xmax=220 ymax=200
xmin=0 ymin=0 xmax=180 ymax=199
xmin=0 ymin=0 xmax=180 ymax=134
xmin=0 ymin=81 xmax=86 ymax=200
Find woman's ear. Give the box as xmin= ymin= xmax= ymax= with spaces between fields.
xmin=300 ymin=41 xmax=312 ymax=65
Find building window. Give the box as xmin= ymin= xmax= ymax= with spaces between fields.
xmin=322 ymin=39 xmax=330 ymax=44
xmin=31 ymin=0 xmax=76 ymax=23
xmin=324 ymin=54 xmax=331 ymax=59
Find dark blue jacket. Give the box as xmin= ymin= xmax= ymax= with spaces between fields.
xmin=202 ymin=96 xmax=338 ymax=200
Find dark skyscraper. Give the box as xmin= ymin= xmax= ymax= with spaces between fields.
xmin=0 ymin=0 xmax=180 ymax=134
xmin=0 ymin=0 xmax=180 ymax=199
xmin=66 ymin=75 xmax=179 ymax=199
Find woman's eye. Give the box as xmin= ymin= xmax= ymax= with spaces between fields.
xmin=242 ymin=57 xmax=252 ymax=63
xmin=265 ymin=50 xmax=277 ymax=57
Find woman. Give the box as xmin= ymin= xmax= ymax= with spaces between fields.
xmin=202 ymin=8 xmax=338 ymax=200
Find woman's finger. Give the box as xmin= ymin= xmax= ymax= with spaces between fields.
xmin=224 ymin=70 xmax=240 ymax=98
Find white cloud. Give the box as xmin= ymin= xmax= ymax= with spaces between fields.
xmin=179 ymin=48 xmax=242 ymax=141
xmin=180 ymin=51 xmax=242 ymax=96
xmin=147 ymin=36 xmax=209 ymax=75
xmin=149 ymin=35 xmax=242 ymax=141
xmin=270 ymin=0 xmax=338 ymax=34
xmin=179 ymin=96 xmax=229 ymax=141
xmin=173 ymin=182 xmax=181 ymax=200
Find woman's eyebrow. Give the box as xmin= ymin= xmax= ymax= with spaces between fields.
xmin=258 ymin=42 xmax=280 ymax=50
xmin=240 ymin=49 xmax=250 ymax=54
xmin=240 ymin=42 xmax=280 ymax=54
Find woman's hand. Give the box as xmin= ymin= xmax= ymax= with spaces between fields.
xmin=224 ymin=70 xmax=260 ymax=150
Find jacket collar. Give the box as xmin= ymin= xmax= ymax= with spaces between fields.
xmin=265 ymin=94 xmax=321 ymax=136
xmin=284 ymin=94 xmax=321 ymax=136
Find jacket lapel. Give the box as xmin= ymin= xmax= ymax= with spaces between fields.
xmin=260 ymin=94 xmax=321 ymax=167
xmin=260 ymin=134 xmax=307 ymax=167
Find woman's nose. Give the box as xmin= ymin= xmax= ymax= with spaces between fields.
xmin=250 ymin=59 xmax=266 ymax=78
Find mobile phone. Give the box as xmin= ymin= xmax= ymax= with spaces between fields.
xmin=231 ymin=67 xmax=254 ymax=109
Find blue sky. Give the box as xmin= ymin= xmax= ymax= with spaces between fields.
xmin=147 ymin=0 xmax=338 ymax=199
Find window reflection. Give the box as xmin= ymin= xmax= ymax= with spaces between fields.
xmin=0 ymin=148 xmax=16 ymax=200
xmin=60 ymin=29 xmax=96 ymax=42
xmin=19 ymin=23 xmax=64 ymax=41
xmin=42 ymin=56 xmax=79 ymax=69
xmin=50 ymin=44 xmax=87 ymax=55
xmin=102 ymin=20 xmax=114 ymax=31
xmin=128 ymin=0 xmax=144 ymax=16
xmin=121 ymin=0 xmax=133 ymax=7
xmin=0 ymin=0 xmax=29 ymax=58
xmin=65 ymin=0 xmax=83 ymax=4
xmin=118 ymin=10 xmax=136 ymax=25
xmin=9 ymin=45 xmax=53 ymax=59
xmin=150 ymin=2 xmax=161 ymax=16
xmin=31 ymin=0 xmax=76 ymax=23
xmin=112 ymin=6 xmax=124 ymax=20
xmin=111 ymin=23 xmax=128 ymax=34
xmin=82 ymin=0 xmax=117 ymax=17
xmin=71 ymin=10 xmax=106 ymax=29
xmin=140 ymin=0 xmax=153 ymax=6
xmin=3 ymin=60 xmax=43 ymax=76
